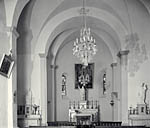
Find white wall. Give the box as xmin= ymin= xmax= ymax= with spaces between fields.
xmin=52 ymin=38 xmax=113 ymax=121
xmin=1 ymin=0 xmax=149 ymax=126
xmin=28 ymin=0 xmax=150 ymax=109
xmin=0 ymin=1 xmax=9 ymax=127
xmin=0 ymin=75 xmax=8 ymax=128
xmin=126 ymin=0 xmax=150 ymax=108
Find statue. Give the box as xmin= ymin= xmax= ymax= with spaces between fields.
xmin=103 ymin=73 xmax=106 ymax=94
xmin=138 ymin=83 xmax=148 ymax=104
xmin=62 ymin=73 xmax=67 ymax=95
xmin=143 ymin=83 xmax=148 ymax=104
xmin=32 ymin=104 xmax=39 ymax=115
xmin=78 ymin=73 xmax=89 ymax=101
xmin=78 ymin=84 xmax=86 ymax=101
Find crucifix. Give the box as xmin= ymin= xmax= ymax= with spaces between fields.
xmin=78 ymin=66 xmax=90 ymax=101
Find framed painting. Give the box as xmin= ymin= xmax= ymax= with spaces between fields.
xmin=0 ymin=54 xmax=14 ymax=78
xmin=75 ymin=63 xmax=94 ymax=89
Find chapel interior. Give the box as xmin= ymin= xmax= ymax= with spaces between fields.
xmin=1 ymin=0 xmax=150 ymax=128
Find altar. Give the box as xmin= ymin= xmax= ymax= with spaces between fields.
xmin=70 ymin=65 xmax=99 ymax=125
xmin=69 ymin=100 xmax=99 ymax=125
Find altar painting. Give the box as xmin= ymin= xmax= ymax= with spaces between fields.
xmin=75 ymin=63 xmax=94 ymax=89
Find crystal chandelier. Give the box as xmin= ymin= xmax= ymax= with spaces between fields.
xmin=73 ymin=0 xmax=97 ymax=66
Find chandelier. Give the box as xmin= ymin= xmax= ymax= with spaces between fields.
xmin=73 ymin=0 xmax=97 ymax=66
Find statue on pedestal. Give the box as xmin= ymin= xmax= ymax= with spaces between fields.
xmin=138 ymin=83 xmax=148 ymax=104
xmin=78 ymin=84 xmax=86 ymax=101
xmin=62 ymin=73 xmax=67 ymax=96
xmin=78 ymin=73 xmax=89 ymax=101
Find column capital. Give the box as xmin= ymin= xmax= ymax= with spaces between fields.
xmin=39 ymin=53 xmax=47 ymax=58
xmin=111 ymin=63 xmax=117 ymax=68
xmin=5 ymin=26 xmax=19 ymax=38
xmin=50 ymin=65 xmax=58 ymax=69
xmin=117 ymin=50 xmax=129 ymax=58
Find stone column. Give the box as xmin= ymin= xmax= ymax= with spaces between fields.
xmin=117 ymin=50 xmax=129 ymax=125
xmin=39 ymin=54 xmax=47 ymax=126
xmin=110 ymin=63 xmax=118 ymax=121
xmin=6 ymin=26 xmax=19 ymax=128
xmin=50 ymin=64 xmax=58 ymax=121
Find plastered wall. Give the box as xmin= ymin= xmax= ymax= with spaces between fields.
xmin=52 ymin=38 xmax=113 ymax=121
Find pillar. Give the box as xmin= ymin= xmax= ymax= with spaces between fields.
xmin=117 ymin=50 xmax=129 ymax=125
xmin=110 ymin=62 xmax=118 ymax=121
xmin=50 ymin=64 xmax=58 ymax=121
xmin=39 ymin=54 xmax=47 ymax=126
xmin=6 ymin=26 xmax=19 ymax=128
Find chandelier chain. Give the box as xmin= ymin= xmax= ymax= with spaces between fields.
xmin=72 ymin=0 xmax=97 ymax=66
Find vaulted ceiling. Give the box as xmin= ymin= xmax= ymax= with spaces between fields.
xmin=3 ymin=0 xmax=150 ymax=62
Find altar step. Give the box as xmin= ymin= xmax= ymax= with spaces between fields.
xmin=30 ymin=122 xmax=147 ymax=128
xmin=30 ymin=126 xmax=146 ymax=128
xmin=29 ymin=121 xmax=148 ymax=128
xmin=47 ymin=121 xmax=122 ymax=127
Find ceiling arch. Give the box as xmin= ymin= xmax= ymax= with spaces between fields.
xmin=55 ymin=30 xmax=117 ymax=64
xmin=48 ymin=25 xmax=119 ymax=65
xmin=4 ymin=0 xmax=30 ymax=27
xmin=41 ymin=0 xmax=127 ymax=32
xmin=53 ymin=29 xmax=114 ymax=67
xmin=47 ymin=16 xmax=120 ymax=54
xmin=35 ymin=7 xmax=128 ymax=55
xmin=48 ymin=28 xmax=76 ymax=65
xmin=139 ymin=0 xmax=150 ymax=15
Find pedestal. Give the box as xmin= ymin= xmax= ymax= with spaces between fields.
xmin=18 ymin=115 xmax=41 ymax=127
xmin=69 ymin=100 xmax=99 ymax=123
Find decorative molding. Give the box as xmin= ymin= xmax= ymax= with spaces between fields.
xmin=110 ymin=63 xmax=117 ymax=68
xmin=79 ymin=7 xmax=89 ymax=15
xmin=5 ymin=26 xmax=19 ymax=38
xmin=39 ymin=53 xmax=47 ymax=58
xmin=117 ymin=50 xmax=129 ymax=58
xmin=50 ymin=65 xmax=58 ymax=69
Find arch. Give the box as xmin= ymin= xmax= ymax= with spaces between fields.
xmin=4 ymin=0 xmax=30 ymax=27
xmin=49 ymin=28 xmax=119 ymax=66
xmin=48 ymin=28 xmax=76 ymax=64
xmin=139 ymin=0 xmax=150 ymax=15
xmin=47 ymin=26 xmax=115 ymax=122
xmin=35 ymin=7 xmax=128 ymax=55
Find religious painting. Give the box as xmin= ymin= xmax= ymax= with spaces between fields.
xmin=0 ymin=54 xmax=14 ymax=78
xmin=75 ymin=63 xmax=94 ymax=89
xmin=103 ymin=73 xmax=106 ymax=94
xmin=61 ymin=73 xmax=67 ymax=96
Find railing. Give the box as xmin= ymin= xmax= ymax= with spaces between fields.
xmin=17 ymin=104 xmax=40 ymax=116
xmin=69 ymin=100 xmax=99 ymax=109
xmin=18 ymin=104 xmax=41 ymax=127
xmin=128 ymin=106 xmax=150 ymax=115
